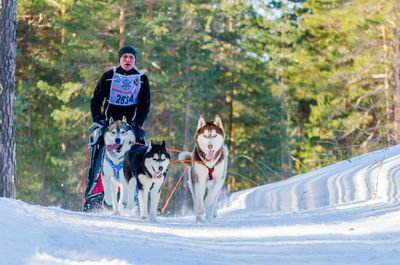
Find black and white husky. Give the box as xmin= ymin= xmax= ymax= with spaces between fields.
xmin=179 ymin=115 xmax=229 ymax=223
xmin=124 ymin=141 xmax=170 ymax=221
xmin=102 ymin=117 xmax=135 ymax=214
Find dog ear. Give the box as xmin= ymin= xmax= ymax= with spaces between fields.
xmin=161 ymin=140 xmax=166 ymax=149
xmin=214 ymin=115 xmax=223 ymax=130
xmin=122 ymin=116 xmax=127 ymax=123
xmin=197 ymin=115 xmax=206 ymax=130
xmin=109 ymin=117 xmax=114 ymax=126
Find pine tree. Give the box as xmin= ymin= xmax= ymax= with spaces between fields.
xmin=0 ymin=0 xmax=18 ymax=198
xmin=289 ymin=0 xmax=399 ymax=170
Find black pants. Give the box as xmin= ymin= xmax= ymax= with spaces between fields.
xmin=134 ymin=127 xmax=146 ymax=144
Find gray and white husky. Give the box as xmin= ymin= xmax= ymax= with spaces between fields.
xmin=102 ymin=117 xmax=135 ymax=214
xmin=124 ymin=140 xmax=170 ymax=222
xmin=179 ymin=115 xmax=229 ymax=223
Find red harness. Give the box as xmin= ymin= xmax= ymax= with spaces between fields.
xmin=208 ymin=167 xmax=214 ymax=181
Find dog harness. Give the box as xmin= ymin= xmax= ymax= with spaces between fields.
xmin=199 ymin=148 xmax=224 ymax=181
xmin=106 ymin=155 xmax=124 ymax=182
xmin=208 ymin=167 xmax=214 ymax=181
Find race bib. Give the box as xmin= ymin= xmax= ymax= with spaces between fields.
xmin=108 ymin=72 xmax=141 ymax=106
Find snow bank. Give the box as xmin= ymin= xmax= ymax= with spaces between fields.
xmin=221 ymin=145 xmax=400 ymax=214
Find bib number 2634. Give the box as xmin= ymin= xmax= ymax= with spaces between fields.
xmin=116 ymin=94 xmax=134 ymax=105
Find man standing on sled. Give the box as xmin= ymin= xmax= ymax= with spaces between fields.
xmin=83 ymin=45 xmax=150 ymax=212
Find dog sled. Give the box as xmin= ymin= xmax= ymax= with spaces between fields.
xmin=82 ymin=122 xmax=108 ymax=212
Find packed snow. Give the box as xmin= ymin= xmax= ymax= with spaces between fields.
xmin=2 ymin=145 xmax=400 ymax=265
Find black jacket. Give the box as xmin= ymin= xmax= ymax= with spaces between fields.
xmin=90 ymin=66 xmax=150 ymax=127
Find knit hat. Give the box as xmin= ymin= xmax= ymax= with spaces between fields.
xmin=118 ymin=45 xmax=137 ymax=62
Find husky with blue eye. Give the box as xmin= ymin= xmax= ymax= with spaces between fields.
xmin=102 ymin=116 xmax=136 ymax=214
xmin=179 ymin=115 xmax=229 ymax=223
xmin=123 ymin=140 xmax=170 ymax=221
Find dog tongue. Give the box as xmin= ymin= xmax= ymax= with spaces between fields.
xmin=106 ymin=144 xmax=121 ymax=151
xmin=152 ymin=171 xmax=162 ymax=179
xmin=206 ymin=149 xmax=215 ymax=160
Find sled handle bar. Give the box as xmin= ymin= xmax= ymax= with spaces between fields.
xmin=87 ymin=122 xmax=104 ymax=149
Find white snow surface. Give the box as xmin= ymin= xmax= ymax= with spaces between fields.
xmin=2 ymin=145 xmax=400 ymax=265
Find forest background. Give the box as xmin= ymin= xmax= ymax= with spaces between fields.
xmin=13 ymin=0 xmax=400 ymax=213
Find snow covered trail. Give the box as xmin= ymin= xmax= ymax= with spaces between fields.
xmin=2 ymin=145 xmax=400 ymax=265
xmin=1 ymin=199 xmax=400 ymax=265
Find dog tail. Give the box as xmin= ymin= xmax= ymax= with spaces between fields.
xmin=178 ymin=151 xmax=193 ymax=167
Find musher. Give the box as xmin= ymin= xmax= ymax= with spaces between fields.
xmin=83 ymin=45 xmax=150 ymax=212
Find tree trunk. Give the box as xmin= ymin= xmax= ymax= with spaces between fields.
xmin=279 ymin=19 xmax=290 ymax=179
xmin=147 ymin=0 xmax=155 ymax=18
xmin=183 ymin=38 xmax=191 ymax=152
xmin=61 ymin=1 xmax=66 ymax=84
xmin=393 ymin=7 xmax=400 ymax=144
xmin=226 ymin=94 xmax=233 ymax=153
xmin=181 ymin=38 xmax=191 ymax=215
xmin=119 ymin=0 xmax=126 ymax=48
xmin=381 ymin=25 xmax=394 ymax=145
xmin=0 ymin=0 xmax=18 ymax=198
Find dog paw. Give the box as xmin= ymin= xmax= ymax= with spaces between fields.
xmin=205 ymin=214 xmax=214 ymax=222
xmin=195 ymin=216 xmax=205 ymax=224
xmin=149 ymin=213 xmax=158 ymax=223
xmin=141 ymin=216 xmax=147 ymax=220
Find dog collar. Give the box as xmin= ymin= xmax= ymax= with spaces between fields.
xmin=106 ymin=155 xmax=124 ymax=182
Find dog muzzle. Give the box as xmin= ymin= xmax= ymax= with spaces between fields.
xmin=206 ymin=145 xmax=215 ymax=160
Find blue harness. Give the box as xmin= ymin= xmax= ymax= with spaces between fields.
xmin=106 ymin=155 xmax=124 ymax=182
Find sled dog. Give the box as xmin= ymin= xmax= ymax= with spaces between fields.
xmin=124 ymin=140 xmax=170 ymax=221
xmin=102 ymin=117 xmax=135 ymax=214
xmin=179 ymin=115 xmax=229 ymax=223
